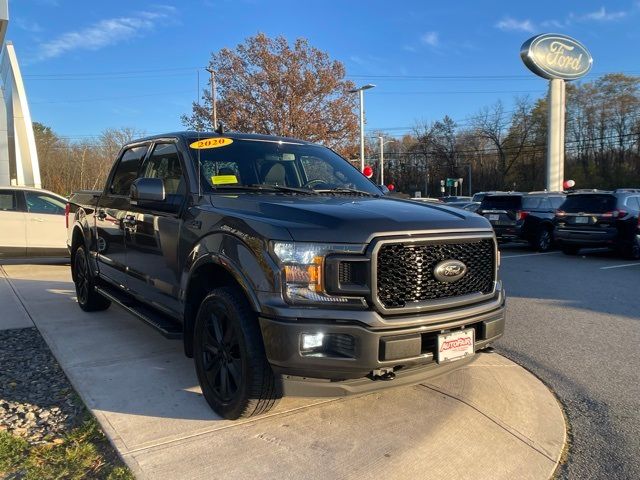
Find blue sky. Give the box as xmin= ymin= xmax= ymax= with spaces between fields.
xmin=6 ymin=0 xmax=640 ymax=142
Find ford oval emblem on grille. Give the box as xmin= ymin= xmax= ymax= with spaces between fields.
xmin=433 ymin=260 xmax=467 ymax=283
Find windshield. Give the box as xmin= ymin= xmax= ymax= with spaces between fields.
xmin=187 ymin=137 xmax=381 ymax=195
xmin=480 ymin=195 xmax=522 ymax=210
xmin=560 ymin=194 xmax=616 ymax=213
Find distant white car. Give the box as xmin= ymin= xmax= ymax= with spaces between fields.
xmin=0 ymin=187 xmax=68 ymax=257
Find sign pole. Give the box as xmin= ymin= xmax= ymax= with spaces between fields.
xmin=520 ymin=33 xmax=592 ymax=192
xmin=546 ymin=78 xmax=565 ymax=191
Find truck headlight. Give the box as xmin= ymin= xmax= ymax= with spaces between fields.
xmin=272 ymin=241 xmax=365 ymax=306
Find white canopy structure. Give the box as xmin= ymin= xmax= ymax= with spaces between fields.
xmin=0 ymin=0 xmax=41 ymax=188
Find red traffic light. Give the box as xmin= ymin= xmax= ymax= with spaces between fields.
xmin=362 ymin=166 xmax=373 ymax=178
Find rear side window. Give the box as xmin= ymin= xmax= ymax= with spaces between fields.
xmin=0 ymin=191 xmax=16 ymax=211
xmin=560 ymin=194 xmax=616 ymax=213
xmin=480 ymin=195 xmax=522 ymax=210
xmin=548 ymin=196 xmax=565 ymax=209
xmin=624 ymin=196 xmax=640 ymax=209
xmin=110 ymin=146 xmax=148 ymax=195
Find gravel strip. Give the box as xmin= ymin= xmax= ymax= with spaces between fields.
xmin=0 ymin=327 xmax=84 ymax=444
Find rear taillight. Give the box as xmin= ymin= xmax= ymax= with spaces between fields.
xmin=602 ymin=209 xmax=627 ymax=218
xmin=516 ymin=211 xmax=529 ymax=221
xmin=65 ymin=203 xmax=70 ymax=229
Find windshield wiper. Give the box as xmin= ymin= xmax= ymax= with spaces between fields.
xmin=214 ymin=184 xmax=318 ymax=195
xmin=314 ymin=187 xmax=380 ymax=197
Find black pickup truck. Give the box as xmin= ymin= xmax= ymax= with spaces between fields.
xmin=67 ymin=131 xmax=505 ymax=419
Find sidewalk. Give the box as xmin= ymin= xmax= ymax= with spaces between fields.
xmin=1 ymin=261 xmax=567 ymax=480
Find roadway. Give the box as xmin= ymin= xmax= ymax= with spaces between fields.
xmin=496 ymin=244 xmax=640 ymax=480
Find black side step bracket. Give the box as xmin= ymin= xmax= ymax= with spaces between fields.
xmin=95 ymin=284 xmax=183 ymax=340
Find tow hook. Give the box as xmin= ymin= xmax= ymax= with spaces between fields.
xmin=370 ymin=368 xmax=396 ymax=381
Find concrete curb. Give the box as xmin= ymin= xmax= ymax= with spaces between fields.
xmin=2 ymin=262 xmax=567 ymax=480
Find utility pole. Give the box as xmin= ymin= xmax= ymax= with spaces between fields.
xmin=348 ymin=84 xmax=375 ymax=172
xmin=378 ymin=135 xmax=384 ymax=185
xmin=205 ymin=68 xmax=217 ymax=129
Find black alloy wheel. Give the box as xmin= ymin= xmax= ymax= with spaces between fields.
xmin=193 ymin=287 xmax=279 ymax=419
xmin=74 ymin=250 xmax=89 ymax=306
xmin=72 ymin=246 xmax=111 ymax=312
xmin=538 ymin=228 xmax=552 ymax=252
xmin=201 ymin=306 xmax=243 ymax=403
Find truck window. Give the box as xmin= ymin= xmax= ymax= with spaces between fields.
xmin=142 ymin=144 xmax=185 ymax=195
xmin=110 ymin=146 xmax=148 ymax=196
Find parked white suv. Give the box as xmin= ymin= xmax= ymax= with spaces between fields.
xmin=0 ymin=187 xmax=68 ymax=257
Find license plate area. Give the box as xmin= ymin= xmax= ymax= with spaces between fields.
xmin=437 ymin=328 xmax=475 ymax=363
xmin=488 ymin=214 xmax=500 ymax=221
xmin=574 ymin=216 xmax=589 ymax=224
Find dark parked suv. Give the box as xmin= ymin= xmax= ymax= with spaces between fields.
xmin=66 ymin=131 xmax=505 ymax=420
xmin=554 ymin=189 xmax=640 ymax=259
xmin=478 ymin=192 xmax=566 ymax=251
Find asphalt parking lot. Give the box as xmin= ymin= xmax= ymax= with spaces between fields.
xmin=496 ymin=244 xmax=640 ymax=480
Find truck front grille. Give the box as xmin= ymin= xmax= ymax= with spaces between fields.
xmin=375 ymin=238 xmax=495 ymax=310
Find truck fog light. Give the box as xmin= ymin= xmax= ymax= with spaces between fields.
xmin=301 ymin=333 xmax=324 ymax=350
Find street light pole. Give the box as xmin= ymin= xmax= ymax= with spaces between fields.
xmin=348 ymin=84 xmax=375 ymax=172
xmin=378 ymin=136 xmax=396 ymax=186
xmin=206 ymin=68 xmax=217 ymax=129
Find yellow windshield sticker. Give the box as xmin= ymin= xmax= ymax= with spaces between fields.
xmin=190 ymin=137 xmax=233 ymax=149
xmin=211 ymin=175 xmax=238 ymax=185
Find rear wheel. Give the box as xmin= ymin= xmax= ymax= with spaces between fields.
xmin=72 ymin=246 xmax=111 ymax=312
xmin=561 ymin=245 xmax=580 ymax=255
xmin=532 ymin=227 xmax=553 ymax=252
xmin=193 ymin=286 xmax=279 ymax=419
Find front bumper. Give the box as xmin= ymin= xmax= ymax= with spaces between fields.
xmin=259 ymin=290 xmax=506 ymax=394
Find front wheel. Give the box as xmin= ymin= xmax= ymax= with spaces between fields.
xmin=193 ymin=287 xmax=280 ymax=419
xmin=72 ymin=246 xmax=111 ymax=312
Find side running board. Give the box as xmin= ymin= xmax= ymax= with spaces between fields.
xmin=95 ymin=284 xmax=183 ymax=339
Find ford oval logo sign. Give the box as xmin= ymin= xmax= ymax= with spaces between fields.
xmin=520 ymin=33 xmax=592 ymax=80
xmin=433 ymin=260 xmax=467 ymax=283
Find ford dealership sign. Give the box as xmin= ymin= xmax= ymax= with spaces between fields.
xmin=520 ymin=33 xmax=592 ymax=80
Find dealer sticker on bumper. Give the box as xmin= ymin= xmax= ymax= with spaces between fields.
xmin=437 ymin=329 xmax=475 ymax=363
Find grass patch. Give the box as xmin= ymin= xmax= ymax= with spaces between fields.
xmin=0 ymin=416 xmax=133 ymax=480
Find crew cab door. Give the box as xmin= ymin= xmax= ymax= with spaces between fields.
xmin=0 ymin=190 xmax=27 ymax=257
xmin=95 ymin=145 xmax=148 ymax=288
xmin=124 ymin=142 xmax=186 ymax=316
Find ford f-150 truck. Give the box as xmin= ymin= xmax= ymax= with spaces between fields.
xmin=67 ymin=131 xmax=505 ymax=419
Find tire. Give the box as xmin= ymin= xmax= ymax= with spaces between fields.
xmin=72 ymin=246 xmax=111 ymax=312
xmin=193 ymin=286 xmax=279 ymax=419
xmin=561 ymin=245 xmax=580 ymax=255
xmin=532 ymin=227 xmax=553 ymax=252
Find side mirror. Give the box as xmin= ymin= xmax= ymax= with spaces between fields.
xmin=130 ymin=178 xmax=165 ymax=204
xmin=378 ymin=184 xmax=390 ymax=195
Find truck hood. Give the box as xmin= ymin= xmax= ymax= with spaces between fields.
xmin=209 ymin=194 xmax=492 ymax=243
